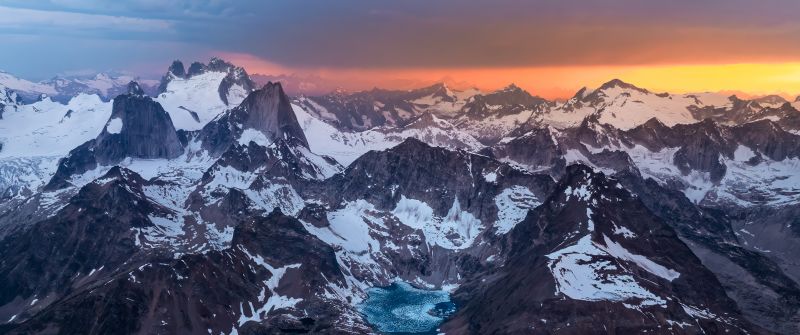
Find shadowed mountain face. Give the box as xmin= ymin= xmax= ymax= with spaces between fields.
xmin=95 ymin=82 xmax=184 ymax=164
xmin=444 ymin=165 xmax=761 ymax=334
xmin=200 ymin=82 xmax=309 ymax=156
xmin=1 ymin=68 xmax=800 ymax=334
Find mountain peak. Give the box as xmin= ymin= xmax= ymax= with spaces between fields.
xmin=597 ymin=78 xmax=649 ymax=93
xmin=754 ymin=94 xmax=788 ymax=106
xmin=167 ymin=60 xmax=186 ymax=78
xmin=500 ymin=83 xmax=522 ymax=92
xmin=126 ymin=81 xmax=145 ymax=96
xmin=95 ymin=89 xmax=183 ymax=164
xmin=236 ymin=81 xmax=308 ymax=148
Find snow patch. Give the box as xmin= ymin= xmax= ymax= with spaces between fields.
xmin=546 ymin=235 xmax=667 ymax=307
xmin=494 ymin=186 xmax=540 ymax=234
xmin=105 ymin=117 xmax=122 ymax=134
xmin=393 ymin=196 xmax=482 ymax=250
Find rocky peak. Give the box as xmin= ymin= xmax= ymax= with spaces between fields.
xmin=126 ymin=81 xmax=145 ymax=96
xmin=93 ymin=89 xmax=183 ymax=164
xmin=46 ymin=85 xmax=188 ymax=189
xmin=207 ymin=57 xmax=236 ymax=72
xmin=167 ymin=60 xmax=186 ymax=78
xmin=754 ymin=94 xmax=788 ymax=106
xmin=571 ymin=86 xmax=592 ymax=101
xmin=238 ymin=82 xmax=308 ymax=147
xmin=158 ymin=60 xmax=187 ymax=93
xmin=444 ymin=163 xmax=758 ymax=334
xmin=186 ymin=61 xmax=206 ymax=77
xmin=596 ymin=78 xmax=650 ymax=94
xmin=199 ymin=82 xmax=309 ymax=156
xmin=411 ymin=82 xmax=456 ymax=102
xmin=499 ymin=83 xmax=523 ymax=93
xmin=462 ymin=83 xmax=548 ymax=119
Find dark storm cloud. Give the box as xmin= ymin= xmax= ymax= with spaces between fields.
xmin=1 ymin=0 xmax=800 ymax=77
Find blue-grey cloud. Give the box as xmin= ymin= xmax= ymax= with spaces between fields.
xmin=1 ymin=0 xmax=800 ymax=78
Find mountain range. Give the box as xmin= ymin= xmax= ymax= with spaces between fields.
xmin=1 ymin=58 xmax=800 ymax=334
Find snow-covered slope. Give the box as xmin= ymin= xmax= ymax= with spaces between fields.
xmin=294 ymin=103 xmax=483 ymax=166
xmin=0 ymin=94 xmax=112 ymax=196
xmin=0 ymin=94 xmax=111 ymax=158
xmin=155 ymin=59 xmax=254 ymax=131
xmin=0 ymin=71 xmax=57 ymax=98
xmin=544 ymin=79 xmax=732 ymax=129
xmin=0 ymin=70 xmax=158 ymax=103
xmin=156 ymin=71 xmax=234 ymax=131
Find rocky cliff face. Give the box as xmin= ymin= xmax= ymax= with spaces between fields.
xmin=95 ymin=82 xmax=184 ymax=164
xmin=200 ymin=82 xmax=309 ymax=156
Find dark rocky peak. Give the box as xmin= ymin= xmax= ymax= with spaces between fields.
xmin=94 ymin=89 xmax=183 ymax=164
xmin=539 ymin=164 xmax=614 ymax=209
xmin=490 ymin=124 xmax=566 ymax=177
xmin=795 ymin=95 xmax=800 ymax=103
xmin=167 ymin=60 xmax=186 ymax=78
xmin=444 ymin=164 xmax=759 ymax=334
xmin=500 ymin=83 xmax=522 ymax=92
xmin=567 ymin=113 xmax=628 ymax=148
xmin=158 ymin=60 xmax=188 ymax=93
xmin=186 ymin=61 xmax=207 ymax=77
xmin=207 ymin=57 xmax=236 ymax=72
xmin=218 ymin=63 xmax=256 ymax=105
xmin=461 ymin=83 xmax=549 ymax=119
xmin=126 ymin=81 xmax=145 ymax=96
xmin=670 ymin=120 xmax=735 ymax=182
xmin=687 ymin=94 xmax=763 ymax=125
xmin=622 ymin=117 xmax=678 ymax=151
xmin=408 ymin=82 xmax=456 ymax=103
xmin=322 ymin=137 xmax=554 ymax=214
xmin=731 ymin=119 xmax=800 ymax=161
xmin=623 ymin=118 xmax=739 ymax=182
xmin=483 ymin=83 xmax=547 ymax=106
xmin=571 ymin=86 xmax=591 ymax=100
xmin=230 ymin=82 xmax=307 ymax=148
xmin=4 ymin=207 xmax=366 ymax=334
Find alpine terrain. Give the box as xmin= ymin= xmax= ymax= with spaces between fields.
xmin=1 ymin=58 xmax=800 ymax=335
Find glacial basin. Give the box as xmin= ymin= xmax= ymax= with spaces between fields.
xmin=358 ymin=282 xmax=457 ymax=334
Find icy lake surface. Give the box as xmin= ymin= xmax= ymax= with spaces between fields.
xmin=359 ymin=282 xmax=457 ymax=334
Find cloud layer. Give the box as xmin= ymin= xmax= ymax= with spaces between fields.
xmin=2 ymin=0 xmax=800 ymax=97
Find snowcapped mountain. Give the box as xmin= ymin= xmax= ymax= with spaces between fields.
xmin=155 ymin=58 xmax=256 ymax=131
xmin=1 ymin=62 xmax=800 ymax=334
xmin=0 ymin=70 xmax=158 ymax=103
xmin=544 ymin=79 xmax=731 ymax=129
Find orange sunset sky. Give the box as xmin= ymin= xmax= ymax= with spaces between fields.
xmin=226 ymin=53 xmax=800 ymax=100
xmin=3 ymin=1 xmax=800 ymax=100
